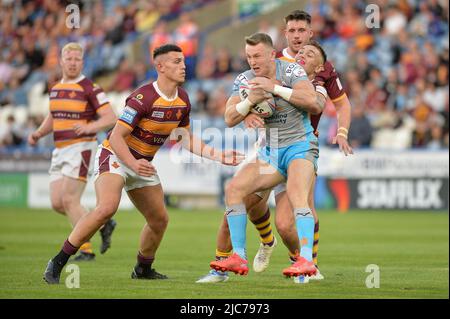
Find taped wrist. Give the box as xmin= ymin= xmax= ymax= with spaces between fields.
xmin=235 ymin=98 xmax=254 ymax=116
xmin=274 ymin=85 xmax=293 ymax=101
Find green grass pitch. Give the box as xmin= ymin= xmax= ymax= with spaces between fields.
xmin=0 ymin=207 xmax=448 ymax=299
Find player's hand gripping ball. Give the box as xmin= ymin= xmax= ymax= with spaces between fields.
xmin=238 ymin=80 xmax=276 ymax=118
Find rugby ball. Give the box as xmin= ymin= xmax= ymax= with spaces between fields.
xmin=239 ymin=83 xmax=276 ymax=118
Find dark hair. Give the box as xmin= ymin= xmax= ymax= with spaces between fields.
xmin=245 ymin=32 xmax=273 ymax=48
xmin=153 ymin=44 xmax=182 ymax=60
xmin=284 ymin=10 xmax=311 ymax=25
xmin=307 ymin=40 xmax=327 ymax=63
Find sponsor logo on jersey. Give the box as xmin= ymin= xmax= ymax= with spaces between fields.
xmin=176 ymin=109 xmax=183 ymax=120
xmin=286 ymin=63 xmax=306 ymax=78
xmin=152 ymin=110 xmax=165 ymax=119
xmin=111 ymin=161 xmax=120 ymax=169
xmin=120 ymin=106 xmax=137 ymax=124
xmin=239 ymin=85 xmax=249 ymax=99
xmin=237 ymin=73 xmax=248 ymax=84
xmin=131 ymin=94 xmax=144 ymax=105
xmin=96 ymin=92 xmax=109 ymax=105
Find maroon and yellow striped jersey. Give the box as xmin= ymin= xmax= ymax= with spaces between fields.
xmin=49 ymin=75 xmax=110 ymax=148
xmin=104 ymin=81 xmax=191 ymax=161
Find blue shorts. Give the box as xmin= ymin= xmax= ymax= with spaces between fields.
xmin=257 ymin=138 xmax=319 ymax=178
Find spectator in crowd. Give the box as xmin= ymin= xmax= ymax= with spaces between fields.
xmin=149 ymin=20 xmax=173 ymax=64
xmin=214 ymin=48 xmax=233 ymax=78
xmin=196 ymin=44 xmax=216 ymax=79
xmin=348 ymin=106 xmax=373 ymax=148
xmin=173 ymin=12 xmax=199 ymax=80
xmin=135 ymin=0 xmax=160 ymax=33
xmin=107 ymin=58 xmax=136 ymax=93
xmin=205 ymin=86 xmax=227 ymax=118
xmin=0 ymin=115 xmax=23 ymax=147
xmin=0 ymin=0 xmax=448 ymax=153
xmin=258 ymin=19 xmax=279 ymax=46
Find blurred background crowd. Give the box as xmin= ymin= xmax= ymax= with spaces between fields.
xmin=0 ymin=0 xmax=448 ymax=154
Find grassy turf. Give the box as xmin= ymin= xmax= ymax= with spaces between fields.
xmin=0 ymin=207 xmax=448 ymax=299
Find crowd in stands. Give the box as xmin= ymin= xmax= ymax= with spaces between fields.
xmin=307 ymin=0 xmax=449 ymax=150
xmin=0 ymin=0 xmax=448 ymax=153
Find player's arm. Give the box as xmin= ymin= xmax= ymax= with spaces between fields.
xmin=28 ymin=113 xmax=53 ymax=146
xmin=286 ymin=80 xmax=324 ymax=114
xmin=224 ymin=91 xmax=268 ymax=127
xmin=173 ymin=128 xmax=244 ymax=166
xmin=74 ymin=104 xmax=117 ymax=136
xmin=331 ymin=94 xmax=353 ymax=155
xmin=224 ymin=95 xmax=253 ymax=127
xmin=243 ymin=113 xmax=265 ymax=128
xmin=108 ymin=123 xmax=156 ymax=176
xmin=322 ymin=65 xmax=354 ymax=155
xmin=225 ymin=73 xmax=269 ymax=127
xmin=250 ymin=77 xmax=323 ymax=114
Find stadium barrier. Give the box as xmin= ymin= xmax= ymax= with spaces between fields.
xmin=0 ymin=149 xmax=448 ymax=211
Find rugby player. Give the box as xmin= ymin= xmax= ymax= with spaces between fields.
xmin=197 ymin=10 xmax=353 ymax=283
xmin=28 ymin=42 xmax=117 ymax=261
xmin=43 ymin=44 xmax=244 ymax=284
xmin=209 ymin=33 xmax=326 ymax=277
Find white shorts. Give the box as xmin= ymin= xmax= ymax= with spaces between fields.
xmin=273 ymin=183 xmax=286 ymax=197
xmin=93 ymin=146 xmax=160 ymax=191
xmin=49 ymin=141 xmax=97 ymax=183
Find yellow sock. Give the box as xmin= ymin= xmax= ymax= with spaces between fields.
xmin=288 ymin=250 xmax=299 ymax=263
xmin=251 ymin=209 xmax=274 ymax=246
xmin=79 ymin=241 xmax=93 ymax=254
xmin=313 ymin=222 xmax=319 ymax=266
xmin=215 ymin=249 xmax=232 ymax=261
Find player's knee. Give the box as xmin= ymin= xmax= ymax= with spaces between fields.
xmin=51 ymin=201 xmax=65 ymax=214
xmin=225 ymin=180 xmax=244 ymax=203
xmin=245 ymin=194 xmax=265 ymax=212
xmin=95 ymin=203 xmax=117 ymax=224
xmin=286 ymin=189 xmax=308 ymax=208
xmin=275 ymin=218 xmax=292 ymax=238
xmin=61 ymin=194 xmax=80 ymax=211
xmin=149 ymin=212 xmax=169 ymax=232
xmin=158 ymin=213 xmax=169 ymax=230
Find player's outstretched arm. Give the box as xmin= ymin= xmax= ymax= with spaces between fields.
xmin=332 ymin=95 xmax=353 ymax=156
xmin=109 ymin=123 xmax=156 ymax=176
xmin=177 ymin=128 xmax=245 ymax=166
xmin=28 ymin=113 xmax=53 ymax=146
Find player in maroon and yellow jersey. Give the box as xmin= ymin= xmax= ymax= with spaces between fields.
xmin=43 ymin=44 xmax=244 ymax=284
xmin=28 ymin=42 xmax=117 ymax=261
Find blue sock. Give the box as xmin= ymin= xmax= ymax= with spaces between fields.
xmin=294 ymin=208 xmax=315 ymax=262
xmin=226 ymin=204 xmax=247 ymax=260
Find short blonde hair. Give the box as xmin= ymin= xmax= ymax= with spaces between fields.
xmin=245 ymin=33 xmax=273 ymax=48
xmin=61 ymin=42 xmax=84 ymax=57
